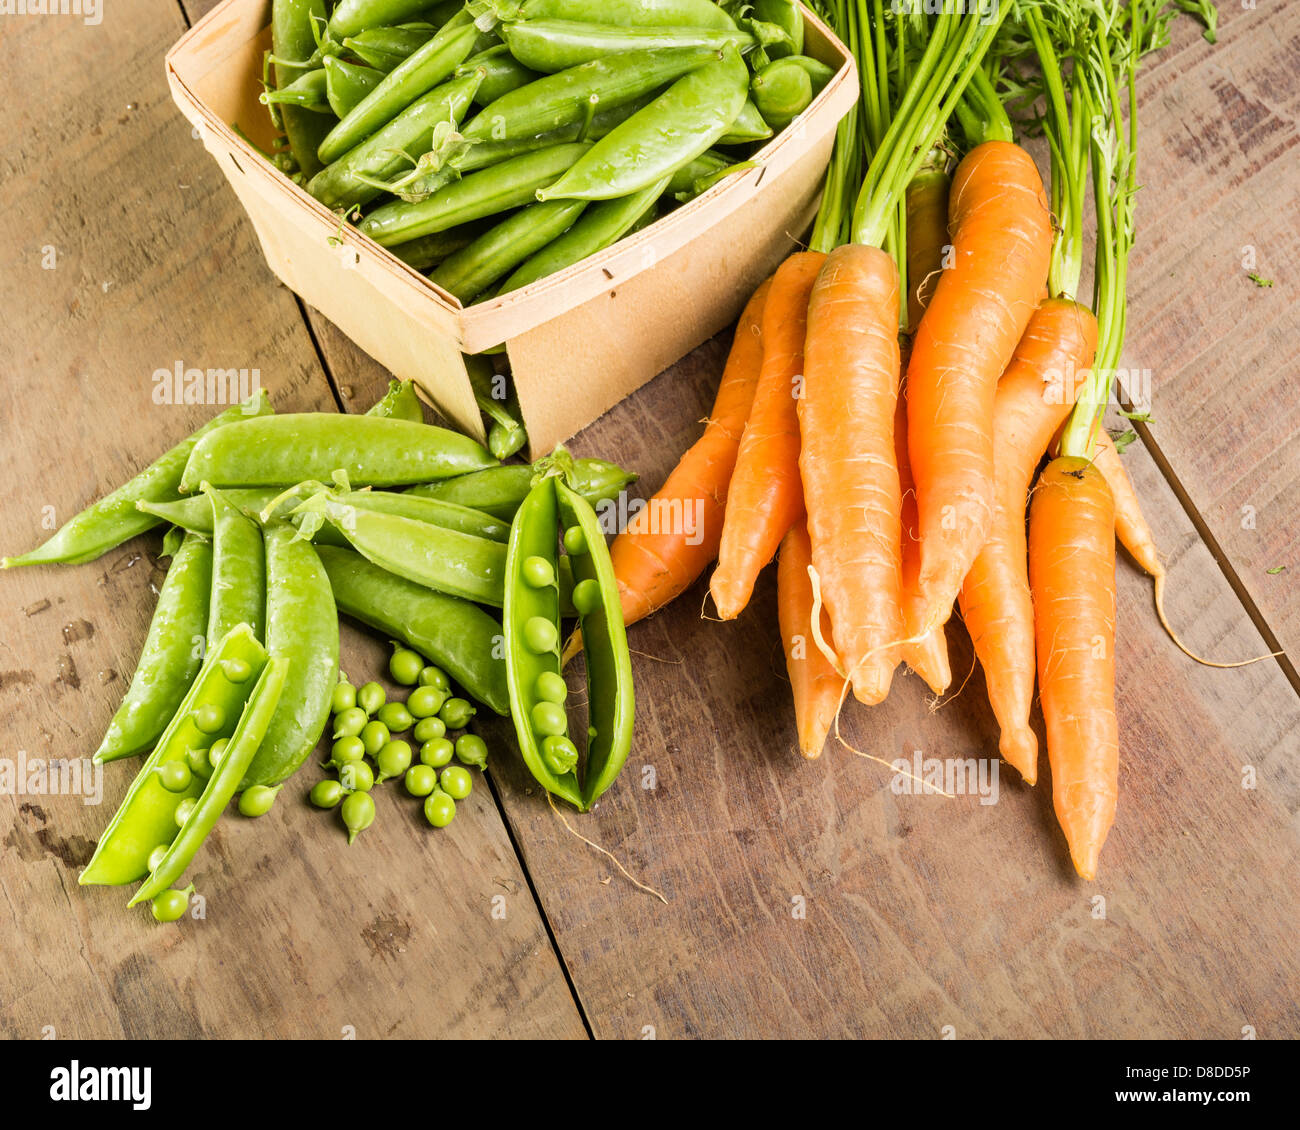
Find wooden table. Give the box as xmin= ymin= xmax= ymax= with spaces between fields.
xmin=2 ymin=3 xmax=1296 ymax=1040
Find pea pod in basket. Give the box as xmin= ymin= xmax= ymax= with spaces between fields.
xmin=504 ymin=454 xmax=634 ymax=810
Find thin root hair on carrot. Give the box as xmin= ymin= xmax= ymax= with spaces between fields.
xmin=545 ymin=791 xmax=668 ymax=904
xmin=1152 ymin=572 xmax=1282 ymax=669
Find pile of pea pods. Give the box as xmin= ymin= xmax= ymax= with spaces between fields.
xmin=2 ymin=384 xmax=638 ymax=922
xmin=263 ymin=0 xmax=833 ymax=301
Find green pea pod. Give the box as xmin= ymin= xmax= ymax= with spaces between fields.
xmin=538 ymin=44 xmax=749 ymax=202
xmin=3 ymin=391 xmax=271 ymax=569
xmin=750 ymin=58 xmax=812 ymax=131
xmin=262 ymin=67 xmax=332 ymax=113
xmin=306 ymin=480 xmax=513 ymax=542
xmin=499 ymin=176 xmax=666 ymax=293
xmin=716 ymin=99 xmax=773 ymax=146
xmin=365 ymin=378 xmax=424 ymax=421
xmin=274 ymin=0 xmax=332 ymax=178
xmin=128 ymin=657 xmax=290 ymax=907
xmin=205 ymin=486 xmax=267 ymax=646
xmin=93 ymin=533 xmax=212 ymax=765
xmin=317 ymin=13 xmax=480 ymax=164
xmin=359 ymin=142 xmax=591 ymax=246
xmin=460 ymin=45 xmax=539 ymax=105
xmin=328 ymin=0 xmax=437 ymax=40
xmin=389 ymin=222 xmax=489 ymax=269
xmin=308 ymin=71 xmax=483 ymax=209
xmin=411 ymin=458 xmax=637 ymax=519
xmin=430 ymin=199 xmax=587 ymax=304
xmin=80 ymin=624 xmax=270 ymax=886
xmin=454 ymin=93 xmax=653 ymax=171
xmin=752 ymin=0 xmax=803 ymax=59
xmin=342 ymin=24 xmax=438 ymax=71
xmin=464 ymin=356 xmax=529 ymax=459
xmin=518 ymin=0 xmax=737 ymax=28
xmin=462 ymin=46 xmax=720 ymax=143
xmin=318 ymin=545 xmax=510 ymax=715
xmin=766 ymin=53 xmax=835 ymax=95
xmin=241 ymin=524 xmax=338 ymax=788
xmin=322 ymin=55 xmax=383 ymax=117
xmin=136 ymin=490 xmax=284 ymax=538
xmin=180 ymin=415 xmax=495 ymax=492
xmin=499 ymin=19 xmax=753 ymax=73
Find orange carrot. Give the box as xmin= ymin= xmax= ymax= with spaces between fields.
xmin=799 ymin=243 xmax=904 ymax=705
xmin=904 ymin=169 xmax=952 ymax=336
xmin=777 ymin=518 xmax=845 ymax=759
xmin=959 ymin=299 xmax=1098 ymax=784
xmin=1091 ymin=429 xmax=1161 ymax=578
xmin=907 ymin=141 xmax=1053 ymax=632
xmin=1029 ymin=456 xmax=1118 ymax=881
xmin=711 ymin=252 xmax=825 ymax=620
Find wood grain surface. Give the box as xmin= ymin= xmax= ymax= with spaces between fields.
xmin=0 ymin=1 xmax=1295 ymax=1040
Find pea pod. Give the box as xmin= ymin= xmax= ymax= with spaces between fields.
xmin=365 ymin=378 xmax=424 ymax=421
xmin=262 ymin=67 xmax=332 ymax=114
xmin=465 ymin=356 xmax=529 ymax=459
xmin=390 ymin=222 xmax=489 ymax=270
xmin=500 ymin=176 xmax=665 ymax=293
xmin=717 ymin=99 xmax=773 ymax=146
xmin=538 ymin=44 xmax=749 ymax=202
xmin=765 ymin=53 xmax=835 ymax=95
xmin=342 ymin=24 xmax=438 ymax=70
xmin=319 ymin=545 xmax=510 ymax=715
xmin=3 ymin=392 xmax=270 ymax=569
xmin=459 ymin=45 xmax=539 ymax=105
xmin=499 ymin=20 xmax=753 ymax=73
xmin=273 ymin=0 xmax=332 ymax=178
xmin=180 ymin=415 xmax=495 ymax=492
xmin=128 ymin=657 xmax=290 ymax=907
xmin=322 ymin=55 xmax=383 ymax=117
xmin=752 ymin=0 xmax=803 ymax=59
xmin=411 ymin=458 xmax=637 ymax=519
xmin=136 ymin=490 xmax=285 ymax=538
xmin=462 ymin=46 xmax=721 ymax=143
xmin=295 ymin=479 xmax=513 ymax=542
xmin=359 ymin=142 xmax=591 ymax=247
xmin=205 ymin=486 xmax=267 ymax=646
xmin=328 ymin=0 xmax=439 ymax=40
xmin=93 ymin=533 xmax=212 ymax=764
xmin=750 ymin=58 xmax=813 ymax=131
xmin=455 ymin=94 xmax=653 ymax=171
xmin=518 ymin=0 xmax=737 ymax=28
xmin=430 ymin=199 xmax=587 ymax=304
xmin=80 ymin=624 xmax=270 ymax=886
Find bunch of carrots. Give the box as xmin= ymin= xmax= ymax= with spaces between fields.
xmin=575 ymin=1 xmax=1246 ymax=881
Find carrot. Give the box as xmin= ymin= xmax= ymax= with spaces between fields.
xmin=799 ymin=243 xmax=904 ymax=705
xmin=777 ymin=518 xmax=845 ymax=759
xmin=1029 ymin=456 xmax=1118 ymax=881
xmin=959 ymin=299 xmax=1098 ymax=783
xmin=1091 ymin=429 xmax=1160 ymax=578
xmin=904 ymin=168 xmax=952 ymax=336
xmin=906 ymin=141 xmax=1053 ymax=633
xmin=711 ymin=252 xmax=825 ymax=621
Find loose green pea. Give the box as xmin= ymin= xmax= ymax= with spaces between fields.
xmin=193 ymin=703 xmax=225 ymax=735
xmin=522 ymin=555 xmax=555 ymax=588
xmin=406 ymin=685 xmax=446 ymax=719
xmin=413 ymin=716 xmax=447 ymax=743
xmin=377 ymin=702 xmax=414 ymax=732
xmin=357 ymin=681 xmax=386 ymax=715
xmin=311 ymin=779 xmax=345 ymax=808
xmin=531 ymin=700 xmax=568 ymax=737
xmin=360 ymin=719 xmax=390 ymax=757
xmin=334 ymin=706 xmax=368 ymax=738
xmin=535 ymin=670 xmax=567 ymax=704
xmin=207 ymin=738 xmax=230 ymax=770
xmin=174 ymin=797 xmax=197 ymax=827
xmin=571 ymin=577 xmax=602 ymax=617
xmin=420 ymin=737 xmax=455 ymax=768
xmin=332 ymin=735 xmax=366 ymax=765
xmin=341 ymin=791 xmax=375 ymax=843
xmin=440 ymin=765 xmax=473 ymax=800
xmin=331 ymin=681 xmax=358 ymax=714
xmin=151 ymin=885 xmax=193 ymax=923
xmin=418 ymin=665 xmax=450 ymax=691
xmin=147 ymin=844 xmax=169 ymax=872
xmin=404 ymin=764 xmax=438 ymax=797
xmin=523 ymin=616 xmax=558 ymax=654
xmin=563 ymin=526 xmax=587 ymax=555
xmin=376 ymin=739 xmax=413 ymax=782
xmin=389 ymin=646 xmax=425 ymax=686
xmin=239 ymin=785 xmax=281 ymax=817
xmin=455 ymin=733 xmax=489 ymax=770
xmin=221 ymin=657 xmax=253 ymax=683
xmin=156 ymin=761 xmax=193 ymax=793
xmin=340 ymin=760 xmax=375 ymax=792
xmin=541 ymin=734 xmax=579 ymax=775
xmin=439 ymin=697 xmax=476 ymax=729
xmin=423 ymin=790 xmax=456 ymax=828
xmin=185 ymin=746 xmax=210 ymax=775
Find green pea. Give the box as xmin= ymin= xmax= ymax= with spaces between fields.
xmin=423 ymin=790 xmax=456 ymax=828
xmin=221 ymin=657 xmax=253 ymax=683
xmin=147 ymin=844 xmax=169 ymax=872
xmin=413 ymin=716 xmax=447 ymax=743
xmin=341 ymin=791 xmax=375 ymax=843
xmin=455 ymin=733 xmax=489 ymax=770
xmin=239 ymin=785 xmax=281 ymax=817
xmin=185 ymin=746 xmax=210 ymax=776
xmin=151 ymin=886 xmax=192 ymax=924
xmin=418 ymin=665 xmax=450 ymax=692
xmin=377 ymin=702 xmax=414 ymax=732
xmin=332 ymin=735 xmax=367 ymax=765
xmin=207 ymin=738 xmax=230 ymax=770
xmin=360 ymin=719 xmax=390 ymax=757
xmin=193 ymin=703 xmax=225 ymax=735
xmin=524 ymin=616 xmax=558 ymax=654
xmin=311 ymin=779 xmax=345 ymax=808
xmin=174 ymin=797 xmax=197 ymax=828
xmin=376 ymin=739 xmax=413 ymax=782
xmin=331 ymin=681 xmax=358 ymax=714
xmin=357 ymin=681 xmax=386 ymax=715
xmin=541 ymin=734 xmax=579 ymax=775
xmin=334 ymin=706 xmax=368 ymax=738
xmin=522 ymin=555 xmax=555 ymax=588
xmin=572 ymin=577 xmax=602 ymax=617
xmin=389 ymin=646 xmax=425 ymax=686
xmin=531 ymin=700 xmax=568 ymax=737
xmin=404 ymin=764 xmax=438 ymax=797
xmin=563 ymin=526 xmax=587 ymax=555
xmin=406 ymin=685 xmax=446 ymax=719
xmin=156 ymin=761 xmax=193 ymax=793
xmin=340 ymin=760 xmax=375 ymax=792
xmin=439 ymin=697 xmax=476 ymax=729
xmin=420 ymin=737 xmax=455 ymax=768
xmin=440 ymin=765 xmax=473 ymax=800
xmin=535 ymin=670 xmax=567 ymax=704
